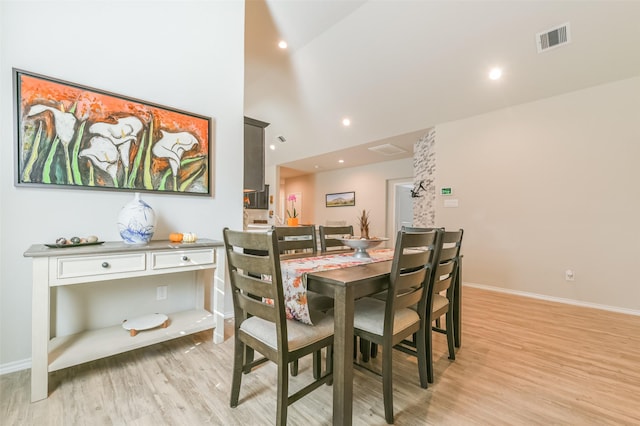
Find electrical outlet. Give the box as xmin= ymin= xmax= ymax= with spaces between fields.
xmin=156 ymin=285 xmax=168 ymax=300
xmin=565 ymin=269 xmax=575 ymax=281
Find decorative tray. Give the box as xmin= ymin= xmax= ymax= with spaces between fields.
xmin=122 ymin=313 xmax=169 ymax=337
xmin=44 ymin=241 xmax=105 ymax=249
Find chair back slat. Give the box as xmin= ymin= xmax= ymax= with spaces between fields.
xmin=402 ymin=227 xmax=463 ymax=262
xmin=438 ymin=246 xmax=458 ymax=263
xmin=277 ymin=239 xmax=316 ymax=252
xmin=236 ymin=290 xmax=277 ymax=321
xmin=274 ymin=225 xmax=317 ymax=255
xmin=228 ymin=250 xmax=272 ymax=277
xmin=319 ymin=225 xmax=354 ymax=252
xmin=433 ymin=265 xmax=454 ymax=295
xmin=394 ymin=269 xmax=428 ymax=310
xmin=441 ymin=229 xmax=463 ymax=246
xmin=397 ymin=249 xmax=430 ymax=270
xmin=231 ymin=270 xmax=273 ymax=300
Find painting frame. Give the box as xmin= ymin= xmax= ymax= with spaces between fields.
xmin=325 ymin=191 xmax=355 ymax=207
xmin=13 ymin=68 xmax=212 ymax=196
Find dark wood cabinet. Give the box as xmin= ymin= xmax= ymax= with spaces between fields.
xmin=246 ymin=184 xmax=269 ymax=210
xmin=244 ymin=116 xmax=269 ymax=192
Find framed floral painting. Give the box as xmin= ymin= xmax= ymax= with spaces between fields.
xmin=13 ymin=68 xmax=211 ymax=195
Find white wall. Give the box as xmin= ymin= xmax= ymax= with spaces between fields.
xmin=283 ymin=174 xmax=316 ymax=224
xmin=313 ymin=158 xmax=413 ymax=240
xmin=434 ymin=76 xmax=640 ymax=312
xmin=0 ymin=1 xmax=245 ymax=369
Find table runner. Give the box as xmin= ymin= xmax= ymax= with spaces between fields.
xmin=280 ymin=249 xmax=394 ymax=325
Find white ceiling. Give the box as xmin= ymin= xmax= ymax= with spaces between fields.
xmin=244 ymin=0 xmax=640 ymax=177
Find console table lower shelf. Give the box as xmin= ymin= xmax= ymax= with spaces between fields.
xmin=48 ymin=309 xmax=214 ymax=372
xmin=24 ymin=238 xmax=225 ymax=402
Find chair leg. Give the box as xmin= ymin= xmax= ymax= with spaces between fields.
xmin=360 ymin=338 xmax=371 ymax=362
xmin=276 ymin=360 xmax=289 ymax=426
xmin=290 ymin=361 xmax=299 ymax=376
xmin=426 ymin=320 xmax=434 ymax=384
xmin=353 ymin=336 xmax=358 ymax=359
xmin=446 ymin=310 xmax=456 ymax=360
xmin=371 ymin=342 xmax=378 ymax=358
xmin=382 ymin=343 xmax=395 ymax=424
xmin=327 ymin=345 xmax=333 ymax=386
xmin=312 ymin=350 xmax=321 ymax=379
xmin=243 ymin=346 xmax=255 ymax=374
xmin=230 ymin=339 xmax=244 ymax=407
xmin=416 ymin=324 xmax=428 ymax=389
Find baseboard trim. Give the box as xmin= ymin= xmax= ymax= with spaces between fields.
xmin=0 ymin=358 xmax=31 ymax=375
xmin=464 ymin=282 xmax=640 ymax=317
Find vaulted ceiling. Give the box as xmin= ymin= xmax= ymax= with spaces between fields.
xmin=244 ymin=0 xmax=640 ymax=176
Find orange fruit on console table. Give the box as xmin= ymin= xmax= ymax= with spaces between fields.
xmin=169 ymin=233 xmax=183 ymax=242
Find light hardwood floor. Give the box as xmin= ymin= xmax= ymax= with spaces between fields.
xmin=2 ymin=286 xmax=640 ymax=425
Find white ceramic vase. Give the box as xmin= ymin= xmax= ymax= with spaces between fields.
xmin=118 ymin=193 xmax=156 ymax=244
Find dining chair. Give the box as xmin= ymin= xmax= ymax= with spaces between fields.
xmin=223 ymin=228 xmax=334 ymax=426
xmin=273 ymin=224 xmax=334 ymax=377
xmin=318 ymin=225 xmax=354 ymax=253
xmin=274 ymin=225 xmax=333 ymax=311
xmin=349 ymin=229 xmax=441 ymax=424
xmin=395 ymin=227 xmax=464 ymax=384
xmin=364 ymin=226 xmax=443 ymax=361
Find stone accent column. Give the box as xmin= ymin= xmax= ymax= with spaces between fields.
xmin=413 ymin=128 xmax=436 ymax=227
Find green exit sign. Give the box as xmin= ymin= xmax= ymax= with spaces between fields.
xmin=440 ymin=187 xmax=452 ymax=196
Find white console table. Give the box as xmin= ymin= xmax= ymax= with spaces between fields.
xmin=24 ymin=239 xmax=225 ymax=402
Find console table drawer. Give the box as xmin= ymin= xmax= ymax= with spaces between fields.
xmin=151 ymin=249 xmax=215 ymax=270
xmin=57 ymin=253 xmax=147 ymax=279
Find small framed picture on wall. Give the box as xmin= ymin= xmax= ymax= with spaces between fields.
xmin=325 ymin=191 xmax=355 ymax=207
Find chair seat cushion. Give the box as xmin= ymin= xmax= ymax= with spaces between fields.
xmin=352 ymin=297 xmax=419 ymax=336
xmin=240 ymin=311 xmax=334 ymax=351
xmin=432 ymin=294 xmax=449 ymax=313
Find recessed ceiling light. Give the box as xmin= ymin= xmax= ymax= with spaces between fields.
xmin=269 ymin=144 xmax=275 ymax=150
xmin=342 ymin=118 xmax=351 ymax=127
xmin=338 ymin=159 xmax=345 ymax=164
xmin=489 ymin=67 xmax=503 ymax=80
xmin=278 ymin=40 xmax=288 ymax=49
xmin=314 ymin=165 xmax=320 ymax=169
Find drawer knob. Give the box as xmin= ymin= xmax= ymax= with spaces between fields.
xmin=182 ymin=256 xmax=189 ymax=261
xmin=101 ymin=262 xmax=110 ymax=268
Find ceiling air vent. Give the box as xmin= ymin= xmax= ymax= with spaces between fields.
xmin=367 ymin=143 xmax=407 ymax=156
xmin=536 ymin=22 xmax=570 ymax=53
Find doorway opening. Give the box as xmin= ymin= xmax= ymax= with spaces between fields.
xmin=386 ymin=178 xmax=413 ymax=247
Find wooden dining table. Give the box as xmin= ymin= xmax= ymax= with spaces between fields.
xmin=305 ymin=260 xmax=391 ymax=425
xmin=300 ymin=254 xmax=463 ymax=426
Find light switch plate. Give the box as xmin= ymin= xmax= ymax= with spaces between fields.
xmin=443 ymin=199 xmax=459 ymax=208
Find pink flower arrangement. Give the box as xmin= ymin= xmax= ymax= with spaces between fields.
xmin=287 ymin=194 xmax=298 ymax=218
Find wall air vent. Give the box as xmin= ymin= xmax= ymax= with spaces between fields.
xmin=536 ymin=22 xmax=571 ymax=53
xmin=367 ymin=143 xmax=407 ymax=156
